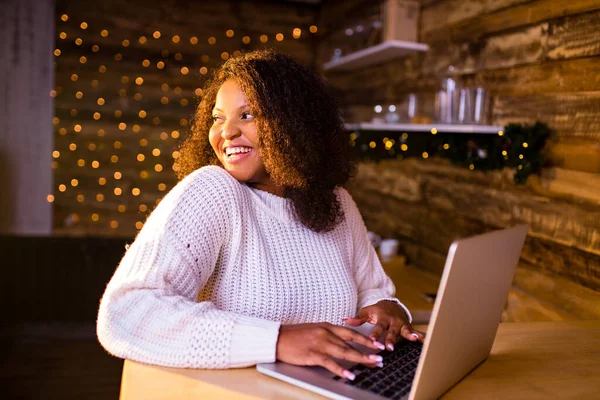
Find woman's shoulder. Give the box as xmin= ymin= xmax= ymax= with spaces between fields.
xmin=154 ymin=166 xmax=242 ymax=218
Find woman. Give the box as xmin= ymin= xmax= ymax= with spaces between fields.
xmin=97 ymin=50 xmax=423 ymax=381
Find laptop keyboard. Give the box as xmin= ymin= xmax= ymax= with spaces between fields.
xmin=333 ymin=340 xmax=422 ymax=399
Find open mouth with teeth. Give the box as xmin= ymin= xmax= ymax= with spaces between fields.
xmin=224 ymin=146 xmax=254 ymax=162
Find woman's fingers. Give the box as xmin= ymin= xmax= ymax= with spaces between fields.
xmin=319 ymin=355 xmax=358 ymax=380
xmin=328 ymin=324 xmax=384 ymax=351
xmin=341 ymin=316 xmax=366 ymax=326
xmin=385 ymin=320 xmax=401 ymax=351
xmin=327 ymin=339 xmax=382 ymax=367
xmin=369 ymin=320 xmax=390 ymax=349
xmin=400 ymin=324 xmax=425 ymax=343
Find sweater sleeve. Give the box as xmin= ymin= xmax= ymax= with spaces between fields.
xmin=338 ymin=188 xmax=413 ymax=323
xmin=97 ymin=166 xmax=281 ymax=369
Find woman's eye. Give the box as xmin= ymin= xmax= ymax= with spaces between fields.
xmin=212 ymin=115 xmax=222 ymax=122
xmin=241 ymin=112 xmax=253 ymax=120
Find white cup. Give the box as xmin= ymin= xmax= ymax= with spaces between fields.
xmin=379 ymin=239 xmax=399 ymax=262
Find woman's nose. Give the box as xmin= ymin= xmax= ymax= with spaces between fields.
xmin=221 ymin=120 xmax=241 ymax=140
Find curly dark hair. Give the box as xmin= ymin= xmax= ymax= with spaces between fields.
xmin=176 ymin=49 xmax=356 ymax=232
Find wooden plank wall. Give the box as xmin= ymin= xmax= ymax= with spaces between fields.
xmin=52 ymin=0 xmax=318 ymax=237
xmin=318 ymin=0 xmax=600 ymax=312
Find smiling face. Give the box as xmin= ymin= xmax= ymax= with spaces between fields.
xmin=209 ymin=80 xmax=279 ymax=192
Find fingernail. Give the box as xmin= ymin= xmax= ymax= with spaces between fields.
xmin=411 ymin=333 xmax=419 ymax=340
xmin=343 ymin=370 xmax=356 ymax=381
xmin=387 ymin=343 xmax=394 ymax=351
xmin=369 ymin=354 xmax=383 ymax=362
xmin=376 ymin=362 xmax=384 ymax=368
xmin=373 ymin=341 xmax=385 ymax=350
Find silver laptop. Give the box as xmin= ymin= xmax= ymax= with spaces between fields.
xmin=257 ymin=224 xmax=529 ymax=400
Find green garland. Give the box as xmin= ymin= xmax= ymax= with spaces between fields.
xmin=353 ymin=121 xmax=552 ymax=184
xmin=445 ymin=122 xmax=552 ymax=184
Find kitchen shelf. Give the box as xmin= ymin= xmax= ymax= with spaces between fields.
xmin=345 ymin=122 xmax=504 ymax=135
xmin=323 ymin=40 xmax=429 ymax=71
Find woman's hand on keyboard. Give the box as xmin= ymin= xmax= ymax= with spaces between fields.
xmin=275 ymin=322 xmax=384 ymax=380
xmin=343 ymin=301 xmax=425 ymax=352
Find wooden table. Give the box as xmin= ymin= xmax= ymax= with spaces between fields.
xmin=120 ymin=321 xmax=600 ymax=400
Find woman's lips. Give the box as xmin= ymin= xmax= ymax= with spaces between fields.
xmin=225 ymin=148 xmax=253 ymax=164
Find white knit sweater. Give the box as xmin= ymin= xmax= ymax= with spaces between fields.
xmin=97 ymin=165 xmax=411 ymax=369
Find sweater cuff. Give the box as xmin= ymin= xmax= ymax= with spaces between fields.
xmin=228 ymin=314 xmax=281 ymax=368
xmin=362 ymin=297 xmax=413 ymax=324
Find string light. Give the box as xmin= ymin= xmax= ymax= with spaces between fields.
xmin=100 ymin=29 xmax=108 ymax=37
xmin=139 ymin=204 xmax=148 ymax=212
xmin=136 ymin=221 xmax=144 ymax=229
xmin=293 ymin=28 xmax=301 ymax=39
xmin=98 ymin=177 xmax=106 ymax=185
xmin=276 ymin=33 xmax=284 ymax=41
xmin=80 ymin=22 xmax=88 ymax=29
xmin=110 ymin=220 xmax=119 ymax=229
xmin=208 ymin=36 xmax=216 ymax=45
xmin=61 ymin=14 xmax=68 ymax=21
xmin=92 ymin=213 xmax=100 ymax=221
xmin=47 ymin=195 xmax=55 ymax=202
xmin=114 ymin=188 xmax=122 ymax=195
xmin=118 ymin=205 xmax=126 ymax=212
xmin=114 ymin=171 xmax=122 ymax=179
xmin=172 ymin=35 xmax=180 ymax=43
xmin=226 ymin=29 xmax=234 ymax=37
xmin=96 ymin=194 xmax=104 ymax=201
xmin=309 ymin=25 xmax=318 ymax=33
xmin=153 ymin=31 xmax=161 ymax=39
xmin=122 ymin=39 xmax=130 ymax=47
xmin=190 ymin=36 xmax=198 ymax=44
xmin=260 ymin=35 xmax=268 ymax=43
xmin=59 ymin=32 xmax=67 ymax=39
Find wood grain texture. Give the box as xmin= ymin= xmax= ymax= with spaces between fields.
xmin=493 ymin=92 xmax=600 ymax=139
xmin=119 ymin=321 xmax=600 ymax=400
xmin=346 ymin=159 xmax=600 ymax=291
xmin=422 ymin=0 xmax=600 ymax=43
